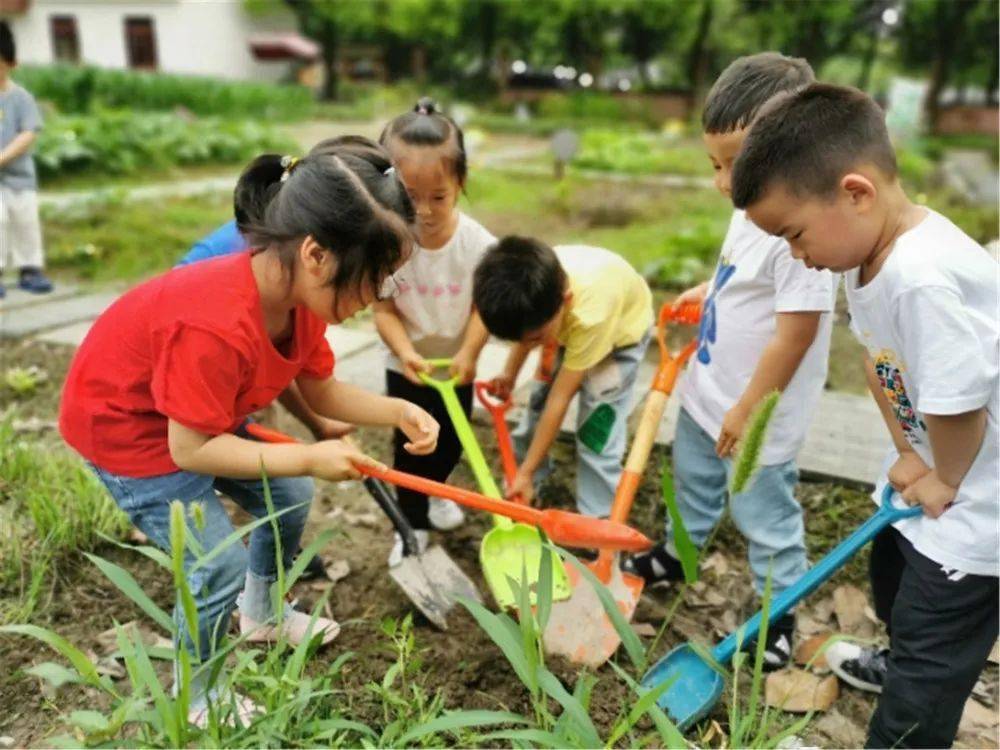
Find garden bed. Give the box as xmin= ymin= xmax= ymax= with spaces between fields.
xmin=3 ymin=339 xmax=996 ymax=748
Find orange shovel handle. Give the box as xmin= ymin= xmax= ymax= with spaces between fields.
xmin=474 ymin=381 xmax=519 ymax=490
xmin=594 ymin=301 xmax=701 ymax=581
xmin=243 ymin=423 xmax=652 ymax=553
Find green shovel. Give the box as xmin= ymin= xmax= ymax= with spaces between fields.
xmin=419 ymin=359 xmax=571 ymax=608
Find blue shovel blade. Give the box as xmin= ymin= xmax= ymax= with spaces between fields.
xmin=641 ymin=643 xmax=724 ymax=730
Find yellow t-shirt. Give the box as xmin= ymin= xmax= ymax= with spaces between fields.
xmin=554 ymin=245 xmax=653 ymax=371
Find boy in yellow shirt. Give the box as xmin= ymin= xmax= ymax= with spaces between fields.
xmin=474 ymin=236 xmax=653 ymax=516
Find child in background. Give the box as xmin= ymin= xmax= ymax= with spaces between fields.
xmin=625 ymin=53 xmax=835 ymax=671
xmin=375 ymin=98 xmax=497 ymax=559
xmin=474 ymin=236 xmax=653 ymax=518
xmin=0 ymin=21 xmax=53 ymax=298
xmin=732 ymin=82 xmax=998 ymax=748
xmin=60 ymin=139 xmax=440 ymax=725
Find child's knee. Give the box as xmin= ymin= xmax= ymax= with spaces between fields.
xmin=275 ymin=476 xmax=316 ymax=513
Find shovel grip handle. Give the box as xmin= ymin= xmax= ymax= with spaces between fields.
xmin=711 ymin=485 xmax=921 ymax=665
xmin=475 ymin=381 xmax=521 ymax=498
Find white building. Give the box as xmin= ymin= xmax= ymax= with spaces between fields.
xmin=2 ymin=0 xmax=320 ymax=84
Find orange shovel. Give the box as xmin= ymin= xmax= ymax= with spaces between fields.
xmin=243 ymin=423 xmax=653 ymax=553
xmin=541 ymin=301 xmax=700 ymax=668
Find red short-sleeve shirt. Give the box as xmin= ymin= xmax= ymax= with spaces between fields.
xmin=60 ymin=252 xmax=335 ymax=477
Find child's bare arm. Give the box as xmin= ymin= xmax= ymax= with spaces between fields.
xmin=373 ymin=299 xmax=429 ymax=384
xmin=277 ymin=382 xmax=353 ymax=440
xmin=297 ymin=375 xmax=439 ymax=456
xmin=901 ymin=410 xmax=988 ymax=517
xmin=0 ymin=131 xmax=36 ymax=168
xmin=864 ymin=355 xmax=931 ymax=490
xmin=451 ymin=311 xmax=490 ymax=384
xmin=716 ymin=311 xmax=821 ymax=456
xmin=508 ymin=366 xmax=587 ymax=502
xmin=167 ymin=419 xmax=380 ymax=481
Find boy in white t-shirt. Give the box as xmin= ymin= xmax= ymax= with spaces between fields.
xmin=733 ymin=82 xmax=998 ymax=749
xmin=625 ymin=53 xmax=836 ymax=670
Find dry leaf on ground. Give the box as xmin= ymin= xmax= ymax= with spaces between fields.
xmin=833 ymin=585 xmax=873 ymax=635
xmin=765 ymin=669 xmax=839 ymax=713
xmin=794 ymin=632 xmax=835 ymax=671
xmin=960 ymin=697 xmax=999 ymax=733
xmin=631 ymin=622 xmax=657 ymax=638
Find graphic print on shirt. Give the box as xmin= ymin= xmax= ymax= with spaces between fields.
xmin=872 ymin=348 xmax=926 ymax=443
xmin=696 ymin=257 xmax=737 ymax=365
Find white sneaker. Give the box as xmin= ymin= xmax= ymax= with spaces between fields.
xmin=428 ymin=498 xmax=465 ymax=530
xmin=388 ymin=529 xmax=430 ymax=568
xmin=825 ymin=641 xmax=888 ymax=694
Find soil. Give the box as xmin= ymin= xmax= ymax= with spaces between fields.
xmin=1 ymin=338 xmax=997 ymax=748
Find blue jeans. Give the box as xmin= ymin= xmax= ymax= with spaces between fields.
xmin=514 ymin=333 xmax=650 ymax=517
xmin=89 ymin=464 xmax=314 ymax=663
xmin=666 ymin=407 xmax=807 ymax=595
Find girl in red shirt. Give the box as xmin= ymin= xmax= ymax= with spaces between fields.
xmin=59 ymin=137 xmax=439 ymax=724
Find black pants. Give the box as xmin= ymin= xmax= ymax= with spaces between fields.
xmin=866 ymin=527 xmax=999 ymax=749
xmin=386 ymin=369 xmax=472 ymax=530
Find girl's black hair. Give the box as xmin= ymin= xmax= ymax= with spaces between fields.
xmin=234 ymin=136 xmax=415 ymax=298
xmin=0 ymin=21 xmax=16 ymax=66
xmin=379 ymin=97 xmax=467 ymax=185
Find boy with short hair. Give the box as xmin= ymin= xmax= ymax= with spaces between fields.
xmin=0 ymin=21 xmax=53 ymax=298
xmin=626 ymin=53 xmax=837 ymax=670
xmin=732 ymin=82 xmax=998 ymax=749
xmin=473 ymin=236 xmax=652 ymax=518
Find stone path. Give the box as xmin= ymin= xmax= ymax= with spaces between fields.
xmin=3 ymin=285 xmax=890 ymax=487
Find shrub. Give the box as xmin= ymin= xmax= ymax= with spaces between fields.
xmin=34 ymin=110 xmax=296 ymax=181
xmin=15 ymin=65 xmax=313 ymax=120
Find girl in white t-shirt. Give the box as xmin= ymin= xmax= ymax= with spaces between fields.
xmin=375 ymin=99 xmax=497 ymax=559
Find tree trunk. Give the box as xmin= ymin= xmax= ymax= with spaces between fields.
xmin=986 ymin=51 xmax=999 ymax=105
xmin=320 ymin=20 xmax=338 ymax=101
xmin=685 ymin=0 xmax=714 ymax=109
xmin=857 ymin=26 xmax=879 ymax=91
xmin=924 ymin=0 xmax=972 ymax=129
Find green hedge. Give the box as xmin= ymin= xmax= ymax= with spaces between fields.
xmin=35 ymin=110 xmax=296 ymax=181
xmin=573 ymin=129 xmax=708 ymax=176
xmin=15 ymin=64 xmax=314 ymax=119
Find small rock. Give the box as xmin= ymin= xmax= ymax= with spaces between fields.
xmin=794 ymin=633 xmax=834 ymax=672
xmin=776 ymin=736 xmax=818 ymax=750
xmin=95 ymin=656 xmax=126 ymax=680
xmin=631 ymin=621 xmax=657 ymax=638
xmin=701 ymin=552 xmax=729 ymax=577
xmin=0 ymin=736 xmax=15 ymax=749
xmin=325 ymin=559 xmax=351 ymax=583
xmin=325 ymin=507 xmax=344 ymax=521
xmin=343 ymin=511 xmax=378 ymax=528
xmin=128 ymin=528 xmax=149 ymax=545
xmin=765 ymin=669 xmax=839 ymax=713
xmin=960 ymin=697 xmax=999 ymax=733
xmin=833 ymin=585 xmax=871 ymax=634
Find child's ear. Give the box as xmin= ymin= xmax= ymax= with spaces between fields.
xmin=563 ymin=289 xmax=574 ymax=305
xmin=299 ymin=236 xmax=331 ymax=275
xmin=840 ymin=173 xmax=877 ymax=212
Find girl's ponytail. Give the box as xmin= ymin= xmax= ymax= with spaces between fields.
xmin=233 ymin=154 xmax=285 ymax=234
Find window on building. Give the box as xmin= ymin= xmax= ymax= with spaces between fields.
xmin=124 ymin=16 xmax=157 ymax=70
xmin=49 ymin=15 xmax=80 ymax=63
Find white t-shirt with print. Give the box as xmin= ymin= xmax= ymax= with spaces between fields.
xmin=681 ymin=210 xmax=837 ymax=466
xmin=846 ymin=208 xmax=999 ymax=577
xmin=384 ymin=212 xmax=496 ymax=372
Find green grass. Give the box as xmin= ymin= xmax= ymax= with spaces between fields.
xmin=0 ymin=418 xmax=130 ymax=624
xmin=41 ymin=192 xmax=233 ymax=284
